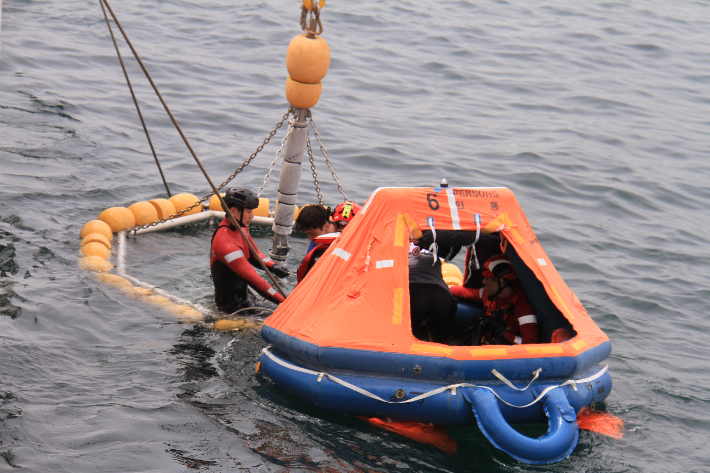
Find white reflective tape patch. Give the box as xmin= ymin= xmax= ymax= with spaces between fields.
xmin=333 ymin=248 xmax=351 ymax=261
xmin=224 ymin=250 xmax=244 ymax=263
xmin=537 ymin=258 xmax=547 ymax=266
xmin=445 ymin=188 xmax=461 ymax=230
xmin=518 ymin=314 xmax=538 ymax=325
xmin=514 ymin=336 xmax=523 ymax=344
xmin=375 ymin=260 xmax=394 ymax=269
xmin=267 ymin=287 xmax=277 ymax=296
xmin=262 ymin=257 xmax=272 ymax=263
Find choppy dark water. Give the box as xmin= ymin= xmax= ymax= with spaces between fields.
xmin=2 ymin=0 xmax=710 ymax=471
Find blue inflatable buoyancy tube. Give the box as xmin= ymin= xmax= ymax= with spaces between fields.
xmin=469 ymin=387 xmax=579 ymax=464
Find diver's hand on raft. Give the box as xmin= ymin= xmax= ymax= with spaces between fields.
xmin=270 ymin=263 xmax=290 ymax=279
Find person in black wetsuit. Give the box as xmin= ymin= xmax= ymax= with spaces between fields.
xmin=210 ymin=187 xmax=289 ymax=313
xmin=409 ymin=228 xmax=488 ymax=343
xmin=408 ymin=242 xmax=458 ymax=343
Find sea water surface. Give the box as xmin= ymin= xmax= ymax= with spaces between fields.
xmin=1 ymin=0 xmax=710 ymax=471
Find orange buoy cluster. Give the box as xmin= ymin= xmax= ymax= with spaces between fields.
xmin=92 ymin=272 xmax=203 ymax=322
xmin=76 ymin=192 xmax=301 ymax=323
xmin=207 ymin=194 xmax=298 ymax=219
xmin=77 ymin=193 xmax=203 ymax=321
xmin=77 ymin=193 xmax=201 ymax=266
xmin=285 ymin=1 xmax=330 ymax=109
xmin=78 ymin=192 xmax=297 ymax=271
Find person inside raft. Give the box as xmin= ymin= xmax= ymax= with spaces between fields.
xmin=408 ymin=239 xmax=458 ymax=344
xmin=294 ymin=204 xmax=334 ymax=254
xmin=210 ymin=187 xmax=289 ymax=313
xmin=458 ymin=255 xmax=539 ymax=345
xmin=332 ymin=201 xmax=360 ymax=232
xmin=295 ymin=201 xmax=361 ymax=284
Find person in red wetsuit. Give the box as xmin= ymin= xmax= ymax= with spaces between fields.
xmin=296 ymin=202 xmax=361 ymax=284
xmin=210 ymin=187 xmax=289 ymax=313
xmin=453 ymin=254 xmax=538 ymax=345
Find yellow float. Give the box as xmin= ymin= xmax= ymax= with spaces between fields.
xmin=80 ymin=241 xmax=111 ymax=259
xmin=286 ymin=34 xmax=330 ymax=84
xmin=94 ymin=272 xmax=132 ymax=289
xmin=169 ymin=193 xmax=201 ymax=216
xmin=441 ymin=262 xmax=464 ymax=287
xmin=149 ymin=198 xmax=176 ymax=219
xmin=208 ymin=193 xmax=226 ymax=211
xmin=80 ymin=219 xmax=113 ymax=240
xmin=286 ymin=77 xmax=323 ymax=110
xmin=303 ymin=0 xmax=325 ymax=11
xmin=254 ymin=198 xmax=270 ymax=217
xmin=81 ymin=232 xmax=112 ymax=249
xmin=77 ymin=255 xmax=113 ymax=272
xmin=128 ymin=201 xmax=159 ymax=226
xmin=98 ymin=207 xmax=136 ymax=233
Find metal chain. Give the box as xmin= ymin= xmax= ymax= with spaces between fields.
xmin=309 ymin=115 xmax=350 ymax=202
xmin=306 ymin=131 xmax=323 ymax=205
xmin=215 ymin=108 xmax=292 ymax=191
xmin=258 ymin=115 xmax=296 ymax=197
xmin=129 ymin=108 xmax=292 ymax=233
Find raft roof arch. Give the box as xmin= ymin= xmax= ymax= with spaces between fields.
xmin=265 ymin=186 xmax=609 ymax=366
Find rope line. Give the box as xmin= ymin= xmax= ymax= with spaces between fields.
xmin=129 ymin=110 xmax=291 ymax=233
xmin=98 ymin=0 xmax=171 ymax=197
xmin=99 ymin=0 xmax=286 ymax=298
xmin=261 ymin=346 xmax=608 ymax=409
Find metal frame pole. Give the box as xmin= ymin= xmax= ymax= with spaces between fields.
xmin=270 ymin=108 xmax=309 ymax=262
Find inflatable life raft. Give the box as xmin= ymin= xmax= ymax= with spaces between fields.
xmin=258 ymin=186 xmax=612 ymax=464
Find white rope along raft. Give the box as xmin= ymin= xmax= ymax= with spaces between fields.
xmin=261 ymin=346 xmax=608 ymax=409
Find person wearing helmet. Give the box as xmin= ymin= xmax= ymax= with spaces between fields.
xmin=332 ymin=201 xmax=361 ymax=231
xmin=210 ymin=187 xmax=289 ymax=313
xmin=415 ymin=230 xmax=538 ymax=344
xmin=294 ymin=204 xmax=335 ymax=253
xmin=467 ymin=254 xmax=538 ymax=345
xmin=295 ymin=202 xmax=360 ymax=284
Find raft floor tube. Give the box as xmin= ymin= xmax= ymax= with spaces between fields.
xmin=259 ymin=346 xmax=611 ymax=464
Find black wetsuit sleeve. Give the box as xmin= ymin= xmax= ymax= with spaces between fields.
xmin=418 ymin=230 xmax=478 ymax=261
xmin=419 ymin=230 xmax=479 ymax=248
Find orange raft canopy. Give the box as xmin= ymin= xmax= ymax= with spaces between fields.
xmin=264 ymin=186 xmax=609 ymax=371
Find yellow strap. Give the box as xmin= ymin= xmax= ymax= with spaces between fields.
xmin=394 ymin=214 xmax=405 ymax=247
xmin=403 ymin=213 xmax=423 ymax=240
xmin=392 ymin=288 xmax=403 ymax=324
xmin=411 ymin=344 xmax=452 ymax=355
xmin=551 ymin=285 xmax=575 ymax=320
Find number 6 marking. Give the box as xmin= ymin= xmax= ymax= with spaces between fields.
xmin=427 ymin=193 xmax=440 ymax=211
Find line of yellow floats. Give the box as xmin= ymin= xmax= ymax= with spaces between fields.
xmin=77 ymin=192 xmax=299 ymax=331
